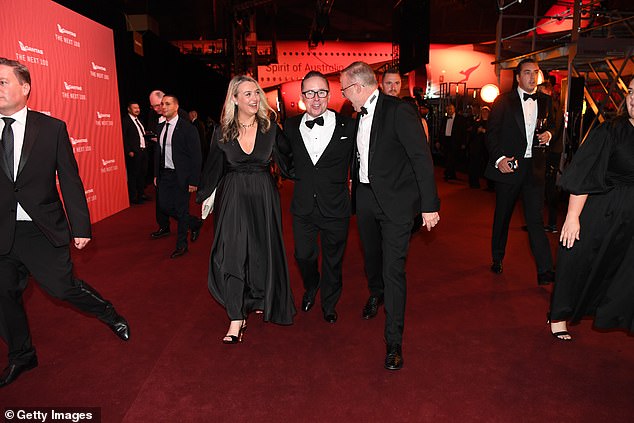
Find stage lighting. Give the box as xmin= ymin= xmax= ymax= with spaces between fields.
xmin=481 ymin=84 xmax=500 ymax=103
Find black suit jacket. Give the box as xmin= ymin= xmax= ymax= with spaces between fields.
xmin=0 ymin=111 xmax=91 ymax=254
xmin=122 ymin=114 xmax=144 ymax=155
xmin=283 ymin=111 xmax=355 ymax=218
xmin=154 ymin=116 xmax=202 ymax=189
xmin=352 ymin=92 xmax=439 ymax=223
xmin=484 ymin=90 xmax=555 ymax=184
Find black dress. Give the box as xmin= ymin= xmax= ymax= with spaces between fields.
xmin=550 ymin=117 xmax=634 ymax=332
xmin=197 ymin=124 xmax=296 ymax=325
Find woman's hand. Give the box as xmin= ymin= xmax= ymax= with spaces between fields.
xmin=560 ymin=216 xmax=581 ymax=248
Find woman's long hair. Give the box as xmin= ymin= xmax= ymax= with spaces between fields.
xmin=219 ymin=75 xmax=276 ymax=143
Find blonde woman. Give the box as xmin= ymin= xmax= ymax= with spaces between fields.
xmin=197 ymin=76 xmax=295 ymax=343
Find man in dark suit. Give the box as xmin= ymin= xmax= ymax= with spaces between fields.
xmin=154 ymin=94 xmax=202 ymax=258
xmin=283 ymin=71 xmax=355 ymax=324
xmin=484 ymin=58 xmax=555 ymax=285
xmin=0 ymin=58 xmax=129 ymax=387
xmin=440 ymin=102 xmax=468 ymax=181
xmin=122 ymin=101 xmax=148 ymax=204
xmin=340 ymin=62 xmax=440 ymax=370
xmin=189 ymin=110 xmax=209 ymax=166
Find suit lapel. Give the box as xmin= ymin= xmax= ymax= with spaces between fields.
xmin=368 ymin=92 xmax=384 ymax=168
xmin=512 ymin=92 xmax=527 ymax=144
xmin=17 ymin=111 xmax=38 ymax=179
xmin=294 ymin=115 xmax=313 ymax=163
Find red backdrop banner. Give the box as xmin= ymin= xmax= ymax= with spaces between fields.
xmin=0 ymin=0 xmax=128 ymax=223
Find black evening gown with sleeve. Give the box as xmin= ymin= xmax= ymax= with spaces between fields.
xmin=197 ymin=124 xmax=296 ymax=325
xmin=550 ymin=117 xmax=634 ymax=332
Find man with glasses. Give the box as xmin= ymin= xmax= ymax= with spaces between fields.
xmin=340 ymin=62 xmax=439 ymax=370
xmin=282 ymin=71 xmax=355 ymax=324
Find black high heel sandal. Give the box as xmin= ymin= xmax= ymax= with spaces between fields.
xmin=222 ymin=320 xmax=247 ymax=344
xmin=546 ymin=312 xmax=573 ymax=341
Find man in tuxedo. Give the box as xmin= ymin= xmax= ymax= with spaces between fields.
xmin=380 ymin=68 xmax=402 ymax=97
xmin=440 ymin=102 xmax=468 ymax=181
xmin=484 ymin=58 xmax=555 ymax=285
xmin=340 ymin=62 xmax=440 ymax=370
xmin=189 ymin=110 xmax=209 ymax=166
xmin=283 ymin=71 xmax=355 ymax=324
xmin=122 ymin=101 xmax=149 ymax=204
xmin=0 ymin=58 xmax=129 ymax=387
xmin=154 ymin=94 xmax=202 ymax=258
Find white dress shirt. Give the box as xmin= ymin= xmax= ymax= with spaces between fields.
xmin=160 ymin=115 xmax=179 ymax=169
xmin=300 ymin=109 xmax=336 ymax=165
xmin=357 ymin=89 xmax=379 ymax=184
xmin=518 ymin=87 xmax=538 ymax=158
xmin=1 ymin=106 xmax=32 ymax=221
xmin=129 ymin=113 xmax=146 ymax=148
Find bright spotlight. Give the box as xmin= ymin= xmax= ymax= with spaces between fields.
xmin=480 ymin=84 xmax=500 ymax=103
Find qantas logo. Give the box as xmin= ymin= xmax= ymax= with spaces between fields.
xmin=101 ymin=159 xmax=115 ymax=166
xmin=96 ymin=112 xmax=111 ymax=119
xmin=57 ymin=24 xmax=77 ymax=38
xmin=70 ymin=137 xmax=88 ymax=145
xmin=63 ymin=82 xmax=83 ymax=91
xmin=91 ymin=62 xmax=107 ymax=72
xmin=18 ymin=41 xmax=44 ymax=55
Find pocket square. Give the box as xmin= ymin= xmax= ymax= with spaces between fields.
xmin=340 ymin=136 xmax=348 ymax=140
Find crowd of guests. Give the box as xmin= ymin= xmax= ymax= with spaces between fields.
xmin=1 ymin=55 xmax=632 ymax=387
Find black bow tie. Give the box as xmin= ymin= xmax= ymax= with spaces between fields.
xmin=523 ymin=92 xmax=538 ymax=101
xmin=305 ymin=116 xmax=324 ymax=129
xmin=359 ymin=107 xmax=368 ymax=117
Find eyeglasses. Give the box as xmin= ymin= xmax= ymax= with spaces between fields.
xmin=340 ymin=82 xmax=359 ymax=96
xmin=302 ymin=89 xmax=329 ymax=99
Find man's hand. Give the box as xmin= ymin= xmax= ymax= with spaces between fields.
xmin=421 ymin=212 xmax=440 ymax=231
xmin=128 ymin=152 xmax=134 ymax=157
xmin=188 ymin=185 xmax=198 ymax=193
xmin=498 ymin=156 xmax=516 ymax=174
xmin=74 ymin=237 xmax=91 ymax=250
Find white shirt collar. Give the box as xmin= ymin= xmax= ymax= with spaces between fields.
xmin=0 ymin=105 xmax=28 ymax=124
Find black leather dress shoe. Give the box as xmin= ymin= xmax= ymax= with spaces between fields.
xmin=0 ymin=356 xmax=38 ymax=387
xmin=106 ymin=314 xmax=130 ymax=341
xmin=151 ymin=227 xmax=170 ymax=239
xmin=362 ymin=295 xmax=383 ymax=319
xmin=538 ymin=270 xmax=555 ymax=285
xmin=301 ymin=296 xmax=315 ymax=313
xmin=170 ymin=247 xmax=188 ymax=259
xmin=323 ymin=311 xmax=338 ymax=324
xmin=384 ymin=344 xmax=403 ymax=370
xmin=490 ymin=260 xmax=503 ymax=274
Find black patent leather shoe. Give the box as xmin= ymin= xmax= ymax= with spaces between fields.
xmin=384 ymin=344 xmax=403 ymax=370
xmin=151 ymin=227 xmax=170 ymax=239
xmin=538 ymin=270 xmax=555 ymax=285
xmin=0 ymin=356 xmax=38 ymax=387
xmin=106 ymin=314 xmax=130 ymax=341
xmin=490 ymin=260 xmax=503 ymax=274
xmin=170 ymin=247 xmax=188 ymax=259
xmin=362 ymin=295 xmax=383 ymax=320
xmin=323 ymin=311 xmax=338 ymax=324
xmin=301 ymin=295 xmax=315 ymax=312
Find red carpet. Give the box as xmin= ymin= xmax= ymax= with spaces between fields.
xmin=2 ymin=168 xmax=633 ymax=422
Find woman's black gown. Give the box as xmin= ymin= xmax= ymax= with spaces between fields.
xmin=550 ymin=117 xmax=634 ymax=332
xmin=197 ymin=125 xmax=295 ymax=325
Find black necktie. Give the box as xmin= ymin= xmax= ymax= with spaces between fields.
xmin=2 ymin=117 xmax=15 ymax=179
xmin=161 ymin=123 xmax=169 ymax=169
xmin=305 ymin=116 xmax=324 ymax=129
xmin=359 ymin=107 xmax=368 ymax=117
xmin=134 ymin=118 xmax=145 ymax=147
xmin=523 ymin=92 xmax=538 ymax=101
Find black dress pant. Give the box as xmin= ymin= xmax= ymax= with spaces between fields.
xmin=356 ymin=183 xmax=412 ymax=345
xmin=292 ymin=206 xmax=349 ymax=314
xmin=125 ymin=149 xmax=148 ymax=201
xmin=491 ymin=157 xmax=553 ymax=273
xmin=0 ymin=222 xmax=114 ymax=365
xmin=157 ymin=170 xmax=201 ymax=249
